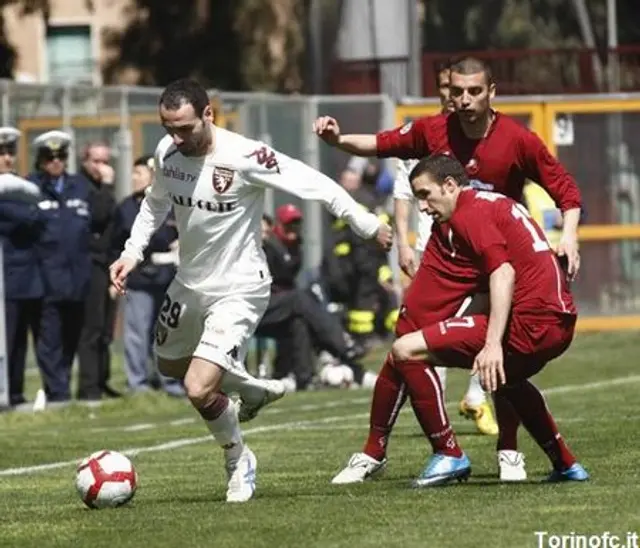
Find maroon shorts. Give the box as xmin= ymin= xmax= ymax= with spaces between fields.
xmin=421 ymin=313 xmax=576 ymax=382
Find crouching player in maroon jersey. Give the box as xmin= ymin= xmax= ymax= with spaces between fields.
xmin=389 ymin=155 xmax=588 ymax=486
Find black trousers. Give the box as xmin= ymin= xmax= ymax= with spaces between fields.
xmin=256 ymin=289 xmax=354 ymax=388
xmin=77 ymin=263 xmax=114 ymax=399
xmin=36 ymin=300 xmax=84 ymax=402
xmin=5 ymin=298 xmax=41 ymax=405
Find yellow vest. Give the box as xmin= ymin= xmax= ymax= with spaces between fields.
xmin=523 ymin=183 xmax=562 ymax=249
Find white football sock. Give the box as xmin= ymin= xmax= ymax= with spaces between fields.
xmin=465 ymin=373 xmax=486 ymax=407
xmin=204 ymin=398 xmax=244 ymax=461
xmin=435 ymin=366 xmax=447 ymax=393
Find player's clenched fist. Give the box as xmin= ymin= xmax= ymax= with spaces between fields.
xmin=109 ymin=256 xmax=137 ymax=295
xmin=312 ymin=116 xmax=341 ymax=146
xmin=376 ymin=223 xmax=393 ymax=251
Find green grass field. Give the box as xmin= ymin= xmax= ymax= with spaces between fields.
xmin=0 ymin=332 xmax=639 ymax=548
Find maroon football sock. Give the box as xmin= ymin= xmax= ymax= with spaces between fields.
xmin=363 ymin=354 xmax=407 ymax=461
xmin=492 ymin=389 xmax=520 ymax=451
xmin=503 ymin=380 xmax=576 ymax=470
xmin=394 ymin=360 xmax=463 ymax=458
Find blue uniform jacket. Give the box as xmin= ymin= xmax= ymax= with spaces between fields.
xmin=0 ymin=195 xmax=45 ymax=300
xmin=111 ymin=191 xmax=177 ymax=291
xmin=27 ymin=171 xmax=92 ymax=302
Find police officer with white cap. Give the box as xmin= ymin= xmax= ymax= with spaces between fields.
xmin=28 ymin=130 xmax=91 ymax=404
xmin=0 ymin=127 xmax=45 ymax=408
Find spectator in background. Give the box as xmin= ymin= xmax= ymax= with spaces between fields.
xmin=0 ymin=127 xmax=44 ymax=408
xmin=257 ymin=204 xmax=374 ymax=390
xmin=28 ymin=131 xmax=91 ymax=405
xmin=111 ymin=155 xmax=184 ymax=397
xmin=77 ymin=142 xmax=121 ymax=400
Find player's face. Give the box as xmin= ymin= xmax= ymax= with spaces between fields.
xmin=437 ymin=69 xmax=454 ymax=113
xmin=0 ymin=144 xmax=16 ymax=173
xmin=411 ymin=173 xmax=456 ymax=222
xmin=160 ymin=102 xmax=213 ymax=157
xmin=449 ymin=71 xmax=495 ymax=123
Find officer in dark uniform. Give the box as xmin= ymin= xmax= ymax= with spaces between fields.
xmin=76 ymin=141 xmax=121 ymax=400
xmin=0 ymin=127 xmax=44 ymax=407
xmin=28 ymin=130 xmax=91 ymax=404
xmin=257 ymin=204 xmax=366 ymax=389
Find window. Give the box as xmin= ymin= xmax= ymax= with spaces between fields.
xmin=46 ymin=25 xmax=94 ymax=84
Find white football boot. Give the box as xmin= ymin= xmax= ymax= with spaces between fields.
xmin=238 ymin=379 xmax=286 ymax=423
xmin=498 ymin=450 xmax=527 ymax=482
xmin=331 ymin=452 xmax=387 ymax=484
xmin=225 ymin=446 xmax=257 ymax=502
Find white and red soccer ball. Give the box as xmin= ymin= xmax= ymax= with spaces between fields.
xmin=75 ymin=450 xmax=138 ymax=509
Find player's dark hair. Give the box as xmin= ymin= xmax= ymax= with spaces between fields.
xmin=159 ymin=78 xmax=210 ymax=118
xmin=262 ymin=213 xmax=274 ymax=227
xmin=450 ymin=56 xmax=493 ymax=86
xmin=134 ymin=155 xmax=154 ymax=168
xmin=409 ymin=154 xmax=470 ymax=187
xmin=434 ymin=59 xmax=452 ymax=86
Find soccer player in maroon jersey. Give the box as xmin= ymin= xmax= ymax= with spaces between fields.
xmin=388 ymin=154 xmax=588 ymax=486
xmin=319 ymin=57 xmax=583 ymax=485
xmin=393 ymin=59 xmax=499 ymax=436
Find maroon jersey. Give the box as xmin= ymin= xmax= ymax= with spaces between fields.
xmin=449 ymin=189 xmax=576 ymax=318
xmin=376 ymin=112 xmax=581 ymax=212
xmin=399 ymin=225 xmax=484 ymax=335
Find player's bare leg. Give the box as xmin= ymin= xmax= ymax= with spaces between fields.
xmin=158 ymin=356 xmax=257 ymax=502
xmin=331 ymin=353 xmax=402 ymax=484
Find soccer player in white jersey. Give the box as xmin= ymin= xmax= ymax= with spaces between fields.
xmin=110 ymin=79 xmax=393 ymax=503
xmin=393 ymin=63 xmax=498 ymax=436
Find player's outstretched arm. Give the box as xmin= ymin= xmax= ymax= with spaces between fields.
xmin=312 ymin=116 xmax=377 ymax=156
xmin=243 ymin=142 xmax=391 ymax=248
xmin=472 ymin=262 xmax=514 ymax=392
xmin=119 ymin=181 xmax=172 ymax=265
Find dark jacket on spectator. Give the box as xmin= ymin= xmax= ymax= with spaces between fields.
xmin=111 ymin=190 xmax=177 ymax=291
xmin=27 ymin=171 xmax=92 ymax=302
xmin=0 ymin=196 xmax=45 ymax=299
xmin=80 ymin=168 xmax=117 ymax=267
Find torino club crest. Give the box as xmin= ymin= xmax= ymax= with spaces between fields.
xmin=212 ymin=167 xmax=235 ymax=193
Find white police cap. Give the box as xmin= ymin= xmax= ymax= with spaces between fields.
xmin=32 ymin=130 xmax=72 ymax=151
xmin=0 ymin=127 xmax=21 ymax=146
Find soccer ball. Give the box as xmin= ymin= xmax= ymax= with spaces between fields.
xmin=319 ymin=363 xmax=355 ymax=388
xmin=75 ymin=450 xmax=138 ymax=509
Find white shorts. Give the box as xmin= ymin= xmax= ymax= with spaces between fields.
xmin=153 ymin=279 xmax=270 ymax=374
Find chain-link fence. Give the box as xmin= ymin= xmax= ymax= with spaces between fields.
xmin=0 ymin=80 xmax=394 ymax=271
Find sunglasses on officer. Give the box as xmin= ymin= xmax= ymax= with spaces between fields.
xmin=42 ymin=150 xmax=69 ymax=162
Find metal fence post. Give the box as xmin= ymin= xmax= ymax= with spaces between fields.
xmin=117 ymin=86 xmax=133 ymax=200
xmin=61 ymin=84 xmax=77 ymax=173
xmin=302 ymin=95 xmax=323 ymax=271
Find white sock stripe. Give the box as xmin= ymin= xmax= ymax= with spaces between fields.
xmin=424 ymin=367 xmax=447 ymax=426
xmin=387 ymin=382 xmax=406 ymax=427
xmin=454 ymin=295 xmax=474 ymax=318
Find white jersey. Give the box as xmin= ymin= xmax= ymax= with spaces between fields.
xmin=393 ymin=159 xmax=433 ymax=252
xmin=121 ymin=126 xmax=381 ymax=296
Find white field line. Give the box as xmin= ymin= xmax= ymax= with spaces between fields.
xmin=90 ymin=373 xmax=640 ymax=435
xmin=1 ymin=374 xmax=639 ymax=477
